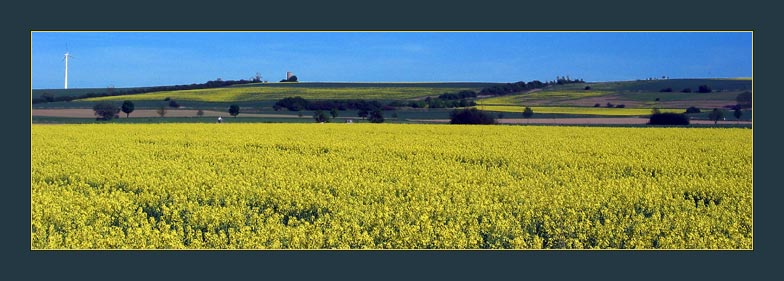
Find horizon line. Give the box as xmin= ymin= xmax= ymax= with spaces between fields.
xmin=31 ymin=77 xmax=753 ymax=91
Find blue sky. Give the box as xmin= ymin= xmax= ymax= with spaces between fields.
xmin=31 ymin=32 xmax=752 ymax=89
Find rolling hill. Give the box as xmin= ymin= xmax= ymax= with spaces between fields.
xmin=477 ymin=78 xmax=752 ymax=112
xmin=31 ymin=79 xmax=752 ymax=123
xmin=33 ymin=82 xmax=498 ymax=103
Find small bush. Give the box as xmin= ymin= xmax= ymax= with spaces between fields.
xmin=449 ymin=108 xmax=496 ymax=125
xmin=93 ymin=102 xmax=120 ymax=121
xmin=593 ymin=103 xmax=601 ymax=107
xmin=685 ymin=106 xmax=701 ymax=114
xmin=156 ymin=105 xmax=167 ymax=117
xmin=229 ymin=104 xmax=240 ymax=117
xmin=708 ymin=108 xmax=725 ymax=124
xmin=313 ymin=110 xmax=329 ymax=123
xmin=41 ymin=92 xmax=55 ymax=102
xmin=734 ymin=106 xmax=743 ymax=120
xmin=649 ymin=113 xmax=690 ymax=125
xmin=275 ymin=96 xmax=309 ymax=111
xmin=368 ymin=110 xmax=385 ymax=123
xmin=615 ymin=104 xmax=625 ymax=108
xmin=522 ymin=107 xmax=534 ymax=118
xmin=358 ymin=109 xmax=369 ymax=119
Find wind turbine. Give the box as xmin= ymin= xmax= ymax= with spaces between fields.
xmin=63 ymin=49 xmax=73 ymax=89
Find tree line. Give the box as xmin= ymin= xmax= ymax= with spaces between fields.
xmin=477 ymin=78 xmax=584 ymax=97
xmin=33 ymin=78 xmax=259 ymax=104
xmin=659 ymin=84 xmax=713 ymax=93
xmin=273 ymin=97 xmax=387 ymax=112
xmin=271 ymin=77 xmax=585 ymax=112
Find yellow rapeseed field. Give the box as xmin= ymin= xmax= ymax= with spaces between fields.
xmin=31 ymin=124 xmax=752 ymax=249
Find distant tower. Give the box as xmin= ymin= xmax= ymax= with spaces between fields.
xmin=286 ymin=71 xmax=293 ymax=80
xmin=64 ymin=51 xmax=73 ymax=89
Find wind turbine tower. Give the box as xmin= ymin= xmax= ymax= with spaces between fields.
xmin=63 ymin=51 xmax=73 ymax=89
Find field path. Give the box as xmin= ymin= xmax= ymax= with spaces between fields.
xmin=409 ymin=117 xmax=751 ymax=125
xmin=32 ymin=109 xmax=296 ymax=118
xmin=33 ymin=108 xmax=752 ymax=125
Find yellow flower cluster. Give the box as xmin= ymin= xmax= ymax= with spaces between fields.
xmin=31 ymin=124 xmax=752 ymax=249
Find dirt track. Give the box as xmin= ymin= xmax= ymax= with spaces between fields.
xmin=501 ymin=118 xmax=751 ymax=125
xmin=409 ymin=118 xmax=751 ymax=125
xmin=33 ymin=109 xmax=751 ymax=125
xmin=32 ymin=109 xmax=295 ymax=118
